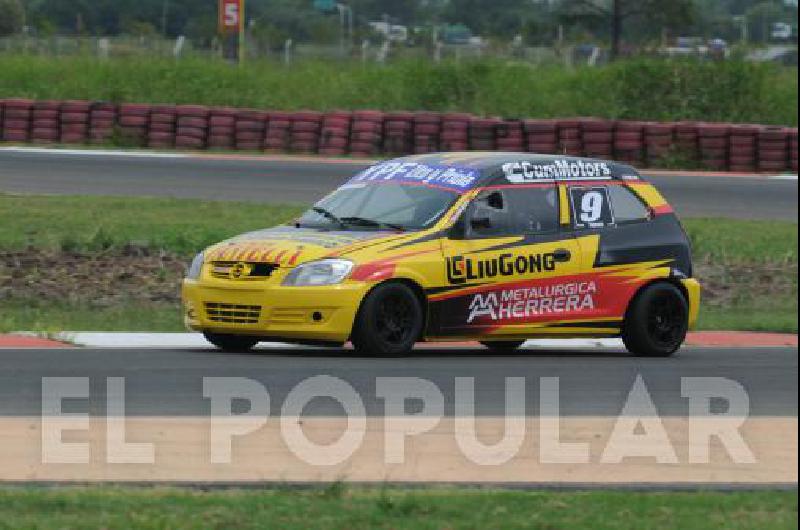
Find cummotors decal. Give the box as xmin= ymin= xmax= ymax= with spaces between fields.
xmin=502 ymin=159 xmax=612 ymax=183
xmin=467 ymin=281 xmax=597 ymax=323
xmin=446 ymin=252 xmax=559 ymax=285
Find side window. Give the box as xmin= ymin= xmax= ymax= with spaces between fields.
xmin=468 ymin=186 xmax=559 ymax=238
xmin=608 ymin=185 xmax=651 ymax=224
xmin=570 ymin=186 xmax=614 ymax=229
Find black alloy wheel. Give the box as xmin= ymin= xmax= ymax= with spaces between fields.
xmin=352 ymin=282 xmax=424 ymax=356
xmin=622 ymin=282 xmax=689 ymax=357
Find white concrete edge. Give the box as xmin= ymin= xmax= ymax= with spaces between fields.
xmin=0 ymin=146 xmax=188 ymax=159
xmin=1 ymin=146 xmax=796 ymax=180
xmin=768 ymin=174 xmax=798 ymax=181
xmin=45 ymin=332 xmax=624 ymax=350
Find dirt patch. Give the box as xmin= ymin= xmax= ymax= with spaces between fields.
xmin=694 ymin=257 xmax=798 ymax=307
xmin=0 ymin=248 xmax=186 ymax=307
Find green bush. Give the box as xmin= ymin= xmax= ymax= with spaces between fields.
xmin=0 ymin=55 xmax=795 ymax=125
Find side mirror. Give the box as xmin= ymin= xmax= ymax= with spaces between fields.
xmin=470 ymin=216 xmax=492 ymax=231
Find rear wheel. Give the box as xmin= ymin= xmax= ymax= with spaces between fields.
xmin=204 ymin=333 xmax=259 ymax=353
xmin=479 ymin=340 xmax=526 ymax=352
xmin=622 ymin=283 xmax=688 ymax=357
xmin=351 ymin=282 xmax=424 ymax=357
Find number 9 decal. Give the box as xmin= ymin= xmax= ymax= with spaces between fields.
xmin=570 ymin=186 xmax=614 ymax=229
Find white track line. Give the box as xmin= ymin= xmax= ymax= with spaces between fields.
xmin=0 ymin=146 xmax=187 ymax=158
xmin=51 ymin=332 xmax=624 ymax=350
xmin=768 ymin=174 xmax=798 ymax=181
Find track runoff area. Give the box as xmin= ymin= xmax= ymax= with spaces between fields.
xmin=0 ymin=148 xmax=797 ymax=489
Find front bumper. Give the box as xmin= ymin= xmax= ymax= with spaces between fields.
xmin=181 ymin=279 xmax=368 ymax=343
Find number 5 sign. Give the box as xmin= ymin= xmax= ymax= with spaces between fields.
xmin=219 ymin=0 xmax=243 ymax=33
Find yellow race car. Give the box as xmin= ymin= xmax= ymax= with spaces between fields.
xmin=182 ymin=152 xmax=700 ymax=356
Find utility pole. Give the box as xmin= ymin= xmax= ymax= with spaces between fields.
xmin=610 ymin=0 xmax=621 ymax=61
xmin=336 ymin=3 xmax=354 ymax=53
xmin=161 ymin=0 xmax=170 ymax=37
xmin=239 ymin=0 xmax=246 ymax=65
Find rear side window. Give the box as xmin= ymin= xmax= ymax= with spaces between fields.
xmin=608 ymin=185 xmax=651 ymax=224
xmin=469 ymin=186 xmax=559 ymax=238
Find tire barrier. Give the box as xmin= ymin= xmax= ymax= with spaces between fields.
xmin=1 ymin=98 xmax=797 ymax=172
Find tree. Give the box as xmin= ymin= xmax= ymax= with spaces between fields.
xmin=559 ymin=0 xmax=695 ymax=59
xmin=0 ymin=0 xmax=25 ymax=36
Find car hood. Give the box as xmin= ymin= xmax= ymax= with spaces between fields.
xmin=204 ymin=226 xmax=405 ymax=267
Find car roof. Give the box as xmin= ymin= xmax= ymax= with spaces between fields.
xmin=378 ymin=152 xmax=643 ymax=190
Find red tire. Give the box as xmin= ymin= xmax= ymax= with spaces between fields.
xmin=176 ymin=127 xmax=206 ymax=139
xmin=319 ymin=148 xmax=346 ymax=156
xmin=320 ymin=137 xmax=349 ymax=149
xmin=323 ymin=117 xmax=351 ymax=129
xmin=176 ymin=105 xmax=209 ymax=117
xmin=615 ymin=121 xmax=646 ymax=132
xmin=60 ymin=132 xmax=87 ymax=143
xmin=150 ymin=114 xmax=175 ymax=124
xmin=209 ymin=126 xmax=235 ymax=136
xmin=148 ymin=132 xmax=175 ymax=142
xmin=527 ymin=143 xmax=559 ymax=154
xmin=291 ymin=132 xmax=320 ymax=142
xmin=33 ymin=109 xmax=60 ymax=120
xmin=175 ymin=136 xmax=205 ymax=148
xmin=759 ymin=149 xmax=789 ymax=162
xmin=177 ymin=117 xmax=208 ymax=129
xmin=235 ymin=131 xmax=264 ymax=142
xmin=207 ymin=136 xmax=234 ymax=147
xmin=758 ymin=160 xmax=788 ymax=171
xmin=31 ymin=129 xmax=59 ymax=140
xmin=581 ymin=119 xmax=615 ymax=132
xmin=119 ymin=104 xmax=150 ymax=116
xmin=61 ymin=100 xmax=91 ymax=112
xmin=523 ymin=120 xmax=558 ymax=133
xmin=209 ymin=116 xmax=235 ymax=127
xmin=583 ymin=131 xmax=613 ymax=143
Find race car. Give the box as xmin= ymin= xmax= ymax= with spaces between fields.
xmin=182 ymin=152 xmax=700 ymax=356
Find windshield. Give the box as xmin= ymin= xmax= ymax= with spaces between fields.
xmin=297 ymin=183 xmax=459 ymax=231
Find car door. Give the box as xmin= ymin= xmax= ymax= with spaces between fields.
xmin=431 ymin=183 xmax=583 ymax=337
xmin=568 ymin=183 xmax=676 ymax=329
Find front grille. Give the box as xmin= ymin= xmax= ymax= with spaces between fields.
xmin=269 ymin=308 xmax=308 ymax=324
xmin=205 ymin=302 xmax=262 ymax=324
xmin=210 ymin=261 xmax=279 ymax=281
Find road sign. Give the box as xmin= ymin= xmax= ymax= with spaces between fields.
xmin=219 ymin=0 xmax=243 ymax=34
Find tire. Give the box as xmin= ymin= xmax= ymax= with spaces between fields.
xmin=204 ymin=333 xmax=259 ymax=353
xmin=351 ymin=282 xmax=424 ymax=357
xmin=622 ymin=282 xmax=689 ymax=357
xmin=479 ymin=340 xmax=526 ymax=352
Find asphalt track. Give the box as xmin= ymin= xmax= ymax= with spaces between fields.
xmin=0 ymin=346 xmax=795 ymax=418
xmin=0 ymin=149 xmax=797 ymax=220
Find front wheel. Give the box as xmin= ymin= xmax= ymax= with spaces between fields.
xmin=351 ymin=282 xmax=424 ymax=357
xmin=204 ymin=333 xmax=259 ymax=353
xmin=622 ymin=283 xmax=689 ymax=357
xmin=479 ymin=340 xmax=526 ymax=352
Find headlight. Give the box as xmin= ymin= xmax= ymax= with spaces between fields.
xmin=186 ymin=252 xmax=205 ymax=280
xmin=282 ymin=259 xmax=354 ymax=287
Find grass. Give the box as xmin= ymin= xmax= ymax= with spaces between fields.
xmin=0 ymin=194 xmax=304 ymax=256
xmin=682 ymin=218 xmax=798 ymax=264
xmin=0 ymin=55 xmax=796 ymax=125
xmin=0 ymin=194 xmax=796 ymax=333
xmin=0 ymin=487 xmax=796 ymax=530
xmin=0 ymin=300 xmax=181 ymax=334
